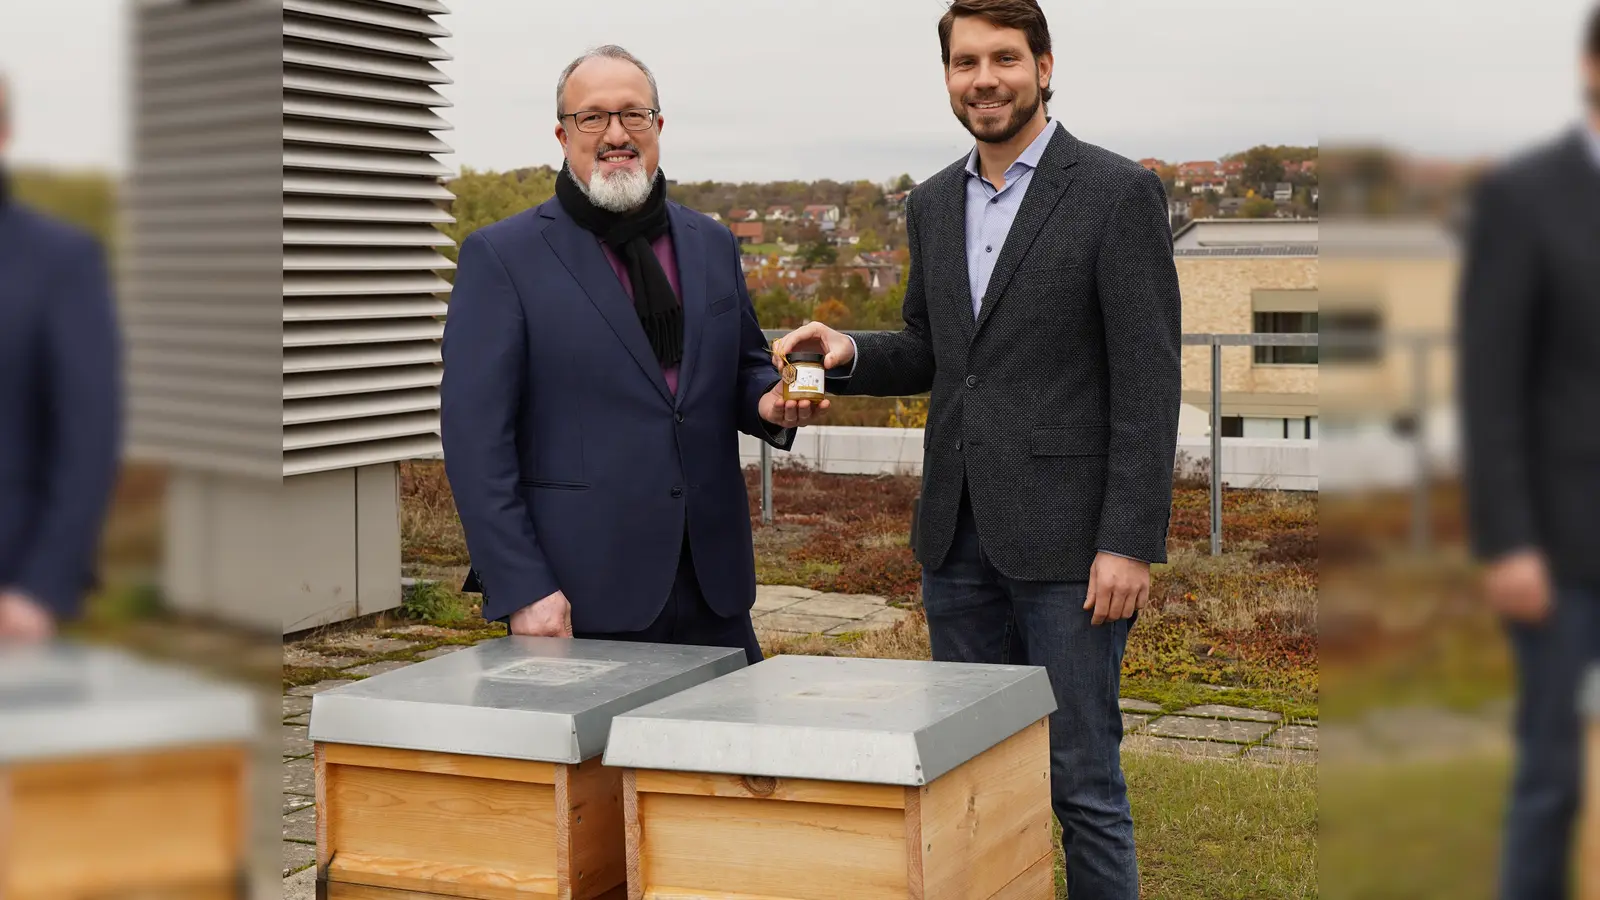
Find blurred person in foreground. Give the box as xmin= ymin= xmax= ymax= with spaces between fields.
xmin=441 ymin=46 xmax=817 ymax=665
xmin=772 ymin=0 xmax=1181 ymax=895
xmin=1458 ymin=6 xmax=1600 ymax=898
xmin=0 ymin=75 xmax=121 ymax=644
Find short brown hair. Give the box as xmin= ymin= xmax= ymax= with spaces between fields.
xmin=938 ymin=0 xmax=1054 ymax=103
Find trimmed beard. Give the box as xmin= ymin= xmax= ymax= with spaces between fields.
xmin=956 ymin=83 xmax=1043 ymax=146
xmin=569 ymin=156 xmax=656 ymax=214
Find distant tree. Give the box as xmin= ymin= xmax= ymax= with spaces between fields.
xmin=752 ymin=286 xmax=809 ymax=329
xmin=893 ymin=173 xmax=917 ymax=193
xmin=440 ymin=166 xmax=557 ymax=265
xmin=799 ymin=241 xmax=838 ymax=269
xmin=1240 ymin=196 xmax=1277 ymax=218
xmin=11 ymin=168 xmax=116 ymax=247
xmin=812 ymin=297 xmax=852 ymax=328
xmin=857 ymin=228 xmax=884 ymax=253
xmin=1241 ymin=146 xmax=1287 ymax=192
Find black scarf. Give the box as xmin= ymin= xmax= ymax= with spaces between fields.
xmin=0 ymin=163 xmax=10 ymax=208
xmin=555 ymin=162 xmax=683 ymax=368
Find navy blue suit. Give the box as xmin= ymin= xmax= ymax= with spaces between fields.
xmin=441 ymin=197 xmax=790 ymax=641
xmin=0 ymin=197 xmax=122 ymax=620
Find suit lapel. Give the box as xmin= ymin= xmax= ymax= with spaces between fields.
xmin=542 ymin=203 xmax=673 ymax=405
xmin=668 ymin=204 xmax=708 ymax=406
xmin=929 ymin=173 xmax=976 ymax=345
xmin=973 ymin=127 xmax=1079 ymax=339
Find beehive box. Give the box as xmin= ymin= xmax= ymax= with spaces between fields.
xmin=1583 ymin=666 xmax=1600 ymax=900
xmin=308 ymin=637 xmax=746 ymax=900
xmin=604 ymin=655 xmax=1059 ymax=900
xmin=0 ymin=644 xmax=259 ymax=900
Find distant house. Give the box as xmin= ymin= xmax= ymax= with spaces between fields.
xmin=1221 ymin=160 xmax=1246 ymax=181
xmin=766 ymin=205 xmax=796 ymax=223
xmin=1273 ymin=183 xmax=1294 ymax=202
xmin=802 ymin=204 xmax=841 ymax=224
xmin=1139 ymin=158 xmax=1166 ymax=172
xmin=708 ymin=212 xmax=723 ymax=222
xmin=730 ymin=221 xmax=765 ymax=245
xmin=729 ymin=209 xmax=761 ymax=223
xmin=1189 ymin=178 xmax=1227 ymax=195
xmin=1219 ymin=197 xmax=1248 ymax=216
xmin=1176 ymin=161 xmax=1220 ymax=186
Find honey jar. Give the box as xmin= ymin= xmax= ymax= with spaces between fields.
xmin=779 ymin=350 xmax=827 ymax=401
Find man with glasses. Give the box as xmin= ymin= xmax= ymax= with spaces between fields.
xmin=1459 ymin=6 xmax=1600 ymax=898
xmin=441 ymin=46 xmax=819 ymax=663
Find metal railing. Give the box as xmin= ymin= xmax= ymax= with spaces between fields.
xmin=756 ymin=330 xmax=1323 ymax=555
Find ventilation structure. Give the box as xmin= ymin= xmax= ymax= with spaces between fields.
xmin=125 ymin=0 xmax=454 ymax=634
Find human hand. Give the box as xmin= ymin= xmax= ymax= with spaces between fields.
xmin=1483 ymin=549 xmax=1551 ymax=624
xmin=0 ymin=590 xmax=56 ymax=643
xmin=1083 ymin=554 xmax=1149 ymax=626
xmin=758 ymin=378 xmax=830 ymax=428
xmin=508 ymin=590 xmax=572 ymax=637
xmin=770 ymin=322 xmax=855 ymax=371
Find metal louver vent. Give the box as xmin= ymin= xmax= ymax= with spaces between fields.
xmin=282 ymin=0 xmax=453 ymax=477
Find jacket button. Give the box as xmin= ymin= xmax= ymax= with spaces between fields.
xmin=956 ymin=439 xmax=963 ymax=451
xmin=675 ymin=411 xmax=684 ymax=423
xmin=671 ymin=486 xmax=684 ymax=498
xmin=965 ymin=375 xmax=978 ymax=388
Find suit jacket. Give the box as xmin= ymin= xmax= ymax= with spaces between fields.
xmin=0 ymin=197 xmax=122 ymax=619
xmin=833 ymin=126 xmax=1182 ymax=581
xmin=441 ymin=197 xmax=791 ymax=629
xmin=1459 ymin=128 xmax=1600 ymax=586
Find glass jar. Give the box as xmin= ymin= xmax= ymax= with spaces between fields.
xmin=780 ymin=351 xmax=827 ymax=401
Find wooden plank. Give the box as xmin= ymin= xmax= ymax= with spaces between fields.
xmin=903 ymin=785 xmax=924 ymax=900
xmin=329 ymin=852 xmax=558 ymax=900
xmin=322 ymin=742 xmax=559 ymax=785
xmin=986 ymin=853 xmax=1054 ymax=900
xmin=623 ymin=769 xmax=644 ymax=900
xmin=1 ymin=769 xmax=12 ymax=899
xmin=919 ymin=718 xmax=1052 ymax=900
xmin=643 ymin=890 xmax=825 ymax=900
xmin=327 ymin=765 xmax=558 ymax=891
xmin=556 ymin=757 xmax=626 ymax=900
xmin=6 ymin=746 xmax=246 ymax=898
xmin=328 ymin=885 xmax=627 ymax=900
xmin=633 ymin=770 xmax=905 ymax=811
xmin=634 ymin=792 xmax=908 ymax=900
xmin=318 ymin=744 xmax=333 ymax=874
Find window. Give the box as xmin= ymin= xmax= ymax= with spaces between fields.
xmin=1220 ymin=416 xmax=1244 ymax=438
xmin=1322 ymin=309 xmax=1383 ymax=363
xmin=1253 ymin=311 xmax=1318 ymax=365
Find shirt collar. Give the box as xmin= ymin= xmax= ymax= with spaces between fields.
xmin=965 ymin=117 xmax=1060 ymax=185
xmin=1586 ymin=120 xmax=1600 ymax=171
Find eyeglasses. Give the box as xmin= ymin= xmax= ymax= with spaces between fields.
xmin=559 ymin=107 xmax=659 ymax=134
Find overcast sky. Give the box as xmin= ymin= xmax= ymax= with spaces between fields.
xmin=0 ymin=0 xmax=1593 ymax=182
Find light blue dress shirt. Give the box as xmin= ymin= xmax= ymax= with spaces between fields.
xmin=963 ymin=118 xmax=1062 ymax=318
xmin=1586 ymin=120 xmax=1600 ymax=171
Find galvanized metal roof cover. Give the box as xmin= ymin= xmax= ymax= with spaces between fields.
xmin=309 ymin=637 xmax=747 ymax=763
xmin=0 ymin=644 xmax=259 ymax=764
xmin=603 ymin=655 xmax=1057 ymax=785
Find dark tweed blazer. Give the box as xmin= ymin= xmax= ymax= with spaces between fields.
xmin=833 ymin=125 xmax=1182 ymax=581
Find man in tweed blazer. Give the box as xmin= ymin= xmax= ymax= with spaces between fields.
xmin=773 ymin=1 xmax=1180 ymax=895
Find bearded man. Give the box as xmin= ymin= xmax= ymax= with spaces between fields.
xmin=441 ymin=45 xmax=821 ymax=664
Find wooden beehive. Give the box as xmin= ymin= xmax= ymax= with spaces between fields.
xmin=308 ymin=637 xmax=746 ymax=900
xmin=604 ymin=656 xmax=1059 ymax=900
xmin=1583 ymin=666 xmax=1600 ymax=900
xmin=0 ymin=645 xmax=258 ymax=900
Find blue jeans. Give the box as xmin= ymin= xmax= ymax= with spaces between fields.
xmin=922 ymin=492 xmax=1138 ymax=900
xmin=1499 ymin=585 xmax=1600 ymax=900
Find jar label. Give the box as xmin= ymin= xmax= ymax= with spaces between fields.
xmin=790 ymin=365 xmax=826 ymax=394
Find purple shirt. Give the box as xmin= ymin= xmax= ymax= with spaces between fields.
xmin=600 ymin=234 xmax=682 ymax=395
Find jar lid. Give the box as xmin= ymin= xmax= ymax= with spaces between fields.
xmin=786 ymin=351 xmax=825 ymax=364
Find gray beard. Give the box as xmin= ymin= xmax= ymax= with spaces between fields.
xmin=569 ymin=161 xmax=656 ymax=213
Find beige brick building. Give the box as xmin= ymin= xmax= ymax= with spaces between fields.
xmin=1172 ymin=220 xmax=1319 ymax=439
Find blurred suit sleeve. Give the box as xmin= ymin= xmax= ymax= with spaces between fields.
xmin=1458 ymin=172 xmax=1541 ymax=561
xmin=15 ymin=235 xmax=122 ymax=618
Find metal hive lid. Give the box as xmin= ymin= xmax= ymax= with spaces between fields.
xmin=603 ymin=655 xmax=1057 ymax=786
xmin=0 ymin=644 xmax=259 ymax=764
xmin=308 ymin=637 xmax=748 ymax=763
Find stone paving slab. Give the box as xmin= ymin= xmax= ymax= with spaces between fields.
xmin=1266 ymin=725 xmax=1318 ymax=750
xmin=1177 ymin=704 xmax=1283 ymax=723
xmin=283 ymin=806 xmax=316 ymax=843
xmin=1146 ymin=716 xmax=1275 ymax=744
xmin=859 ymin=606 xmax=914 ymax=628
xmin=1123 ymin=713 xmax=1151 ymax=733
xmin=344 ymin=660 xmax=412 ymax=678
xmin=288 ymin=679 xmax=356 ymax=697
xmin=283 ymin=695 xmax=312 ymax=718
xmin=283 ymin=724 xmax=312 ymax=759
xmin=329 ymin=636 xmax=417 ymax=655
xmin=752 ymin=585 xmax=819 ymax=612
xmin=417 ymin=645 xmax=464 ymax=660
xmin=282 ymin=840 xmax=315 ymax=878
xmin=752 ymin=611 xmax=853 ymax=635
xmin=283 ymin=757 xmax=316 ymax=797
xmin=1244 ymin=745 xmax=1318 ymax=765
xmin=285 ymin=714 xmax=308 ymax=728
xmin=1123 ymin=734 xmax=1244 ymax=759
xmin=1119 ymin=699 xmax=1163 ymax=714
xmin=284 ymin=866 xmax=317 ymax=899
xmin=284 ymin=794 xmax=315 ymax=815
xmin=791 ymin=592 xmax=891 ymax=620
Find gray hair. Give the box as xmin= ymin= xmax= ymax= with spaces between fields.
xmin=555 ymin=45 xmax=660 ymax=117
